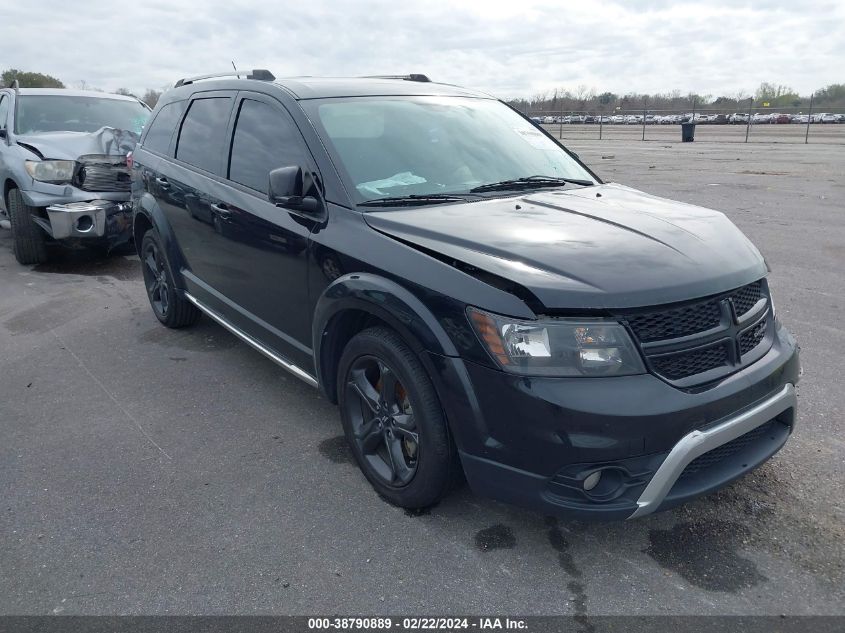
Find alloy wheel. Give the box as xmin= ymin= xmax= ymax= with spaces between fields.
xmin=344 ymin=356 xmax=419 ymax=487
xmin=143 ymin=241 xmax=170 ymax=317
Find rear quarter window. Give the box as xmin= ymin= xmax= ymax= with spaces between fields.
xmin=142 ymin=100 xmax=186 ymax=155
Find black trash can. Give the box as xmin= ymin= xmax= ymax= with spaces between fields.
xmin=681 ymin=122 xmax=696 ymax=142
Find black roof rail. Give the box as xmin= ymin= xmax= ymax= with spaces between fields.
xmin=174 ymin=69 xmax=275 ymax=88
xmin=360 ymin=74 xmax=431 ymax=83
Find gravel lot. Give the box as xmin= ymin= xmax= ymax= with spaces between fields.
xmin=1 ymin=137 xmax=843 ymax=616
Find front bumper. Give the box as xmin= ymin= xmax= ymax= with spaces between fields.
xmin=429 ymin=325 xmax=800 ymax=520
xmin=628 ymin=383 xmax=794 ymax=517
xmin=35 ymin=200 xmax=132 ymax=243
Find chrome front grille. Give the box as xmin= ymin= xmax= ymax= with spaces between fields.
xmin=73 ymin=155 xmax=131 ymax=193
xmin=619 ymin=280 xmax=773 ymax=386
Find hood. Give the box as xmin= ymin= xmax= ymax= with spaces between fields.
xmin=15 ymin=127 xmax=139 ymax=160
xmin=364 ymin=183 xmax=767 ymax=310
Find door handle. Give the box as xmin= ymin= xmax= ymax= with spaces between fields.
xmin=210 ymin=203 xmax=232 ymax=220
xmin=155 ymin=176 xmax=170 ymax=189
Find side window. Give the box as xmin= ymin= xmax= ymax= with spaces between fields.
xmin=228 ymin=99 xmax=308 ymax=194
xmin=0 ymin=95 xmax=8 ymax=131
xmin=141 ymin=100 xmax=186 ymax=155
xmin=176 ymin=97 xmax=233 ymax=174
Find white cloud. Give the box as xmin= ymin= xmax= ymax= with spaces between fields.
xmin=2 ymin=0 xmax=842 ymax=98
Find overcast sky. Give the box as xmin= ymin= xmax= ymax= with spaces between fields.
xmin=3 ymin=0 xmax=842 ymax=99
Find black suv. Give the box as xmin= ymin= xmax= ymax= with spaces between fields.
xmin=131 ymin=71 xmax=800 ymax=520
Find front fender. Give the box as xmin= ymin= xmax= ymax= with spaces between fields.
xmin=312 ymin=272 xmax=493 ymax=455
xmin=312 ymin=272 xmax=459 ymax=396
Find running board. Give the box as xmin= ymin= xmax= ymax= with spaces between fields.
xmin=184 ymin=291 xmax=319 ymax=388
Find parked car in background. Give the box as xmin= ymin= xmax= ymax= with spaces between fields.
xmin=752 ymin=112 xmax=772 ymax=124
xmin=792 ymin=114 xmax=809 ymax=124
xmin=0 ymin=86 xmax=150 ymax=264
xmin=820 ymin=113 xmax=839 ymax=123
xmin=131 ymin=70 xmax=799 ymax=520
xmin=729 ymin=113 xmax=750 ymax=124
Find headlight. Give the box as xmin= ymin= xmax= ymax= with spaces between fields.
xmin=24 ymin=160 xmax=75 ymax=183
xmin=468 ymin=307 xmax=646 ymax=377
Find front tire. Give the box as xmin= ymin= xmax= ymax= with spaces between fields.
xmin=140 ymin=230 xmax=199 ymax=328
xmin=7 ymin=189 xmax=47 ymax=265
xmin=338 ymin=326 xmax=459 ymax=509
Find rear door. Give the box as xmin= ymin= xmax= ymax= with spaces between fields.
xmin=201 ymin=92 xmax=320 ymax=371
xmin=154 ymin=92 xmax=236 ymax=301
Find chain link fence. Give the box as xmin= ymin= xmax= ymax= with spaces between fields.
xmin=518 ymin=103 xmax=845 ymax=144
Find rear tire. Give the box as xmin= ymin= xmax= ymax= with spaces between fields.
xmin=140 ymin=230 xmax=199 ymax=328
xmin=338 ymin=326 xmax=459 ymax=509
xmin=7 ymin=189 xmax=48 ymax=265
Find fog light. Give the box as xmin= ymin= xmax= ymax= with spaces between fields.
xmin=583 ymin=471 xmax=602 ymax=491
xmin=75 ymin=215 xmax=94 ymax=232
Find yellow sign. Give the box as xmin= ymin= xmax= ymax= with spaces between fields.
xmin=763 ymin=102 xmax=770 ymax=107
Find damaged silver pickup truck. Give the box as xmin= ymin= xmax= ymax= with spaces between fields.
xmin=0 ymin=86 xmax=150 ymax=264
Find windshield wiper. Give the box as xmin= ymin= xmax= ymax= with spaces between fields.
xmin=358 ymin=194 xmax=470 ymax=207
xmin=469 ymin=175 xmax=594 ymax=193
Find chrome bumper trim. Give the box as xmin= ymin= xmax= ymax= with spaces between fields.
xmin=628 ymin=383 xmax=796 ymax=519
xmin=44 ymin=201 xmax=128 ymax=239
xmin=184 ymin=292 xmax=319 ymax=388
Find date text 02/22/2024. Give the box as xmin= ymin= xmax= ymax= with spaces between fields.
xmin=306 ymin=617 xmax=528 ymax=630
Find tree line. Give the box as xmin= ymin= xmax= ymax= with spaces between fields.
xmin=1 ymin=68 xmax=164 ymax=108
xmin=2 ymin=68 xmax=842 ymax=113
xmin=508 ymin=81 xmax=845 ymax=114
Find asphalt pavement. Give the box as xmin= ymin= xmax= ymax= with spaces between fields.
xmin=1 ymin=139 xmax=843 ymax=616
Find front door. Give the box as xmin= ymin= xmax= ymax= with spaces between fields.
xmin=203 ymin=93 xmax=320 ymax=372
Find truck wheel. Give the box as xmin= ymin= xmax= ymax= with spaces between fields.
xmin=140 ymin=230 xmax=199 ymax=328
xmin=7 ymin=189 xmax=48 ymax=265
xmin=338 ymin=326 xmax=460 ymax=509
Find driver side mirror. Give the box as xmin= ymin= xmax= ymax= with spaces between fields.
xmin=268 ymin=166 xmax=322 ymax=215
